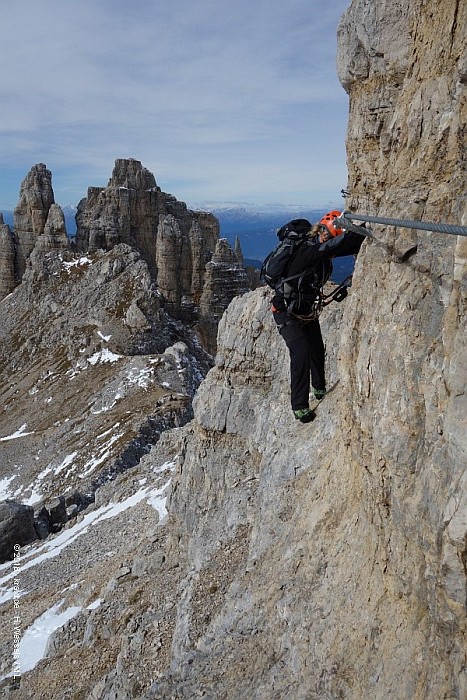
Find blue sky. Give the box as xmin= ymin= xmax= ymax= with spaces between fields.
xmin=0 ymin=0 xmax=351 ymax=211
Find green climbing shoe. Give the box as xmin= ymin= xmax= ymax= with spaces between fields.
xmin=293 ymin=408 xmax=316 ymax=423
xmin=313 ymin=388 xmax=327 ymax=401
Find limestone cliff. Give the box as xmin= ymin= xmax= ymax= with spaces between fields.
xmin=1 ymin=158 xmax=250 ymax=355
xmin=0 ymin=1 xmax=465 ymax=699
xmin=29 ymin=204 xmax=70 ymax=267
xmin=75 ymin=158 xmax=248 ymax=349
xmin=198 ymin=238 xmax=250 ymax=353
xmin=13 ymin=163 xmax=55 ymax=279
xmin=0 ymin=215 xmax=15 ymax=298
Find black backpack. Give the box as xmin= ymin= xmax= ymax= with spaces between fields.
xmin=260 ymin=219 xmax=332 ymax=318
xmin=260 ymin=219 xmax=311 ymax=288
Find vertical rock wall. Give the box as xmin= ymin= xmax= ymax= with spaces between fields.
xmin=142 ymin=2 xmax=467 ymax=698
xmin=75 ymin=159 xmax=248 ymax=350
xmin=13 ymin=163 xmax=55 ymax=278
xmin=198 ymin=238 xmax=250 ymax=353
xmin=75 ymin=158 xmax=167 ymax=274
xmin=29 ymin=204 xmax=70 ymax=267
xmin=336 ymin=0 xmax=467 ymax=695
xmin=337 ymin=0 xmax=465 ymax=225
xmin=0 ymin=215 xmax=15 ymax=298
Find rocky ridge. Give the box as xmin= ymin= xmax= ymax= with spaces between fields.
xmin=1 ymin=158 xmax=250 ymax=353
xmin=74 ymin=159 xmax=249 ymax=352
xmin=13 ymin=163 xmax=56 ymax=280
xmin=0 ymin=0 xmax=466 ymax=698
xmin=0 ymin=240 xmax=212 ymax=539
xmin=0 ymin=214 xmax=15 ymax=299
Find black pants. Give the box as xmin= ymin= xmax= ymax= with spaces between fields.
xmin=274 ymin=311 xmax=325 ymax=410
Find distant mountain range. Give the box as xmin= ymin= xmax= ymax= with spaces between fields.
xmin=209 ymin=205 xmax=326 ymax=260
xmin=1 ymin=203 xmax=355 ymax=283
xmin=208 ymin=206 xmax=355 ymax=282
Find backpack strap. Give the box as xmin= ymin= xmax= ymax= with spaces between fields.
xmin=274 ymin=259 xmax=330 ymax=294
xmin=276 ymin=260 xmax=332 ymax=319
xmin=260 ymin=236 xmax=306 ymax=287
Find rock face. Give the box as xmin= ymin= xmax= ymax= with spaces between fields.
xmin=0 ymin=2 xmax=465 ymax=698
xmin=13 ymin=163 xmax=55 ymax=279
xmin=0 ymin=501 xmax=38 ymax=562
xmin=75 ymin=159 xmax=165 ymax=272
xmin=153 ymin=212 xmax=218 ymax=319
xmin=74 ymin=158 xmax=248 ymax=349
xmin=198 ymin=238 xmax=250 ymax=353
xmin=0 ymin=215 xmax=15 ymax=298
xmin=29 ymin=204 xmax=70 ymax=268
xmin=337 ymin=0 xmax=465 ymax=227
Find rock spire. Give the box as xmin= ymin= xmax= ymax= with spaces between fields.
xmin=198 ymin=238 xmax=250 ymax=353
xmin=29 ymin=204 xmax=70 ymax=267
xmin=1 ymin=158 xmax=250 ymax=354
xmin=75 ymin=158 xmax=249 ymax=350
xmin=0 ymin=215 xmax=15 ymax=298
xmin=13 ymin=163 xmax=55 ymax=278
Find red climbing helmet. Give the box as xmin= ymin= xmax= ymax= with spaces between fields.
xmin=319 ymin=210 xmax=344 ymax=237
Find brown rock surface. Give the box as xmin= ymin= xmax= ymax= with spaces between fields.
xmin=75 ymin=159 xmax=247 ymax=348
xmin=0 ymin=215 xmax=15 ymax=299
xmin=13 ymin=163 xmax=55 ymax=279
xmin=29 ymin=204 xmax=70 ymax=268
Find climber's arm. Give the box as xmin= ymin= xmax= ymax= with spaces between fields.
xmin=317 ymin=229 xmax=365 ymax=258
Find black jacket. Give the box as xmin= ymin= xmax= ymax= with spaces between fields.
xmin=268 ymin=229 xmax=364 ymax=311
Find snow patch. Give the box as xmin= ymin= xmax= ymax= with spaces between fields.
xmin=127 ymin=363 xmax=153 ymax=389
xmin=62 ymin=256 xmax=92 ymax=272
xmin=87 ymin=349 xmax=122 ymax=365
xmin=19 ymin=600 xmax=82 ymax=675
xmin=153 ymin=460 xmax=176 ymax=474
xmin=22 ymin=487 xmax=44 ymax=507
xmin=97 ymin=331 xmax=112 ymax=342
xmin=146 ymin=484 xmax=169 ymax=520
xmin=0 ymin=585 xmax=27 ymax=605
xmin=55 ymin=452 xmax=78 ymax=476
xmin=0 ymin=424 xmax=34 ymax=442
xmin=13 ymin=464 xmax=53 ymax=506
xmin=0 ymin=475 xmax=17 ymax=500
xmin=79 ymin=431 xmax=124 ymax=477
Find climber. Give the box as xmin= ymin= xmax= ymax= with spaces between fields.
xmin=261 ymin=211 xmax=365 ymax=423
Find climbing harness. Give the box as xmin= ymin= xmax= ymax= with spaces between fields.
xmin=275 ymin=261 xmax=333 ymax=321
xmin=280 ymin=272 xmax=353 ymax=322
xmin=323 ymin=275 xmax=353 ymax=306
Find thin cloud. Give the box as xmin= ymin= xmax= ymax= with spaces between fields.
xmin=0 ymin=0 xmax=350 ymax=208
